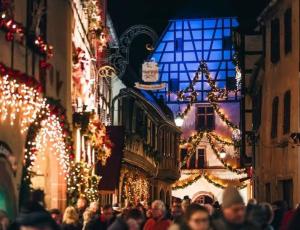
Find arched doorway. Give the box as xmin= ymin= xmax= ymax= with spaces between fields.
xmin=192 ymin=191 xmax=215 ymax=205
xmin=30 ymin=139 xmax=67 ymax=210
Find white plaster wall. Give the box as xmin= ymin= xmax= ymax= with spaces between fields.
xmin=172 ymin=177 xmax=248 ymax=203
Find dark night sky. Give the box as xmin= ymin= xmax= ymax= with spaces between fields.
xmin=108 ymin=0 xmax=269 ymax=86
xmin=108 ymin=0 xmax=268 ymax=35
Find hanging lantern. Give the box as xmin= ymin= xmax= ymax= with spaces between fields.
xmin=175 ymin=114 xmax=184 ymax=127
xmin=219 ymin=148 xmax=227 ymax=159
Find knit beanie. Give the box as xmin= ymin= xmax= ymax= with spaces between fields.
xmin=222 ymin=186 xmax=244 ymax=208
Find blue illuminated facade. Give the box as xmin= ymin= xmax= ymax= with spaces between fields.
xmin=150 ymin=18 xmax=239 ymax=103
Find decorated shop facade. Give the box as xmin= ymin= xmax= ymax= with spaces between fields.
xmin=149 ymin=17 xmax=252 ymax=203
xmin=0 ymin=0 xmax=112 ymax=216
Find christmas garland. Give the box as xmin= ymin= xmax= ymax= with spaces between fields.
xmin=206 ymin=134 xmax=245 ymax=174
xmin=172 ymin=171 xmax=247 ymax=190
xmin=180 ymin=131 xmax=241 ymax=170
xmin=180 ymin=132 xmax=205 ymax=167
xmin=199 ymin=61 xmax=239 ymax=130
xmin=0 ymin=10 xmax=54 ymax=58
xmin=208 ymin=132 xmax=234 ymax=146
xmin=203 ymin=172 xmax=247 ymax=190
xmin=172 ymin=173 xmax=202 ymax=190
xmin=177 ymin=60 xmax=239 ymax=123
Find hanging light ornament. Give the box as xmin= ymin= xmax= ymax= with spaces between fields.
xmin=175 ymin=114 xmax=184 ymax=127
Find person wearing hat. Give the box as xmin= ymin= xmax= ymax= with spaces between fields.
xmin=212 ymin=186 xmax=246 ymax=230
xmin=16 ymin=201 xmax=60 ymax=230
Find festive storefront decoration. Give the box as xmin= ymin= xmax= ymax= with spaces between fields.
xmin=81 ymin=0 xmax=108 ymax=55
xmin=0 ymin=11 xmax=53 ymax=57
xmin=121 ymin=167 xmax=150 ymax=204
xmin=23 ymin=99 xmax=73 ymax=189
xmin=88 ymin=114 xmax=112 ymax=166
xmin=0 ymin=65 xmax=73 ymax=202
xmin=67 ymin=161 xmax=101 ymax=204
xmin=0 ymin=65 xmax=44 ymax=132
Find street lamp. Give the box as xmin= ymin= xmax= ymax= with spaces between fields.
xmin=175 ymin=114 xmax=184 ymax=127
xmin=219 ymin=148 xmax=227 ymax=159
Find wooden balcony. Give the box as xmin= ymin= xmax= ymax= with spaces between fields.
xmin=123 ymin=136 xmax=157 ymax=176
xmin=157 ymin=156 xmax=180 ymax=183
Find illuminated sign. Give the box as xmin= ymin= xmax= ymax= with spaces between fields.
xmin=135 ymin=61 xmax=166 ymax=90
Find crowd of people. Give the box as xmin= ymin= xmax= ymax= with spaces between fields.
xmin=0 ymin=186 xmax=300 ymax=230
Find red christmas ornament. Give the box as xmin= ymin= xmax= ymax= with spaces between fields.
xmin=5 ymin=31 xmax=14 ymax=41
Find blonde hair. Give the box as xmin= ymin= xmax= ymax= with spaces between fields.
xmin=83 ymin=208 xmax=94 ymax=226
xmin=63 ymin=206 xmax=79 ymax=225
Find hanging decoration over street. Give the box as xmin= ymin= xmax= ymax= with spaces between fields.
xmin=107 ymin=25 xmax=158 ymax=77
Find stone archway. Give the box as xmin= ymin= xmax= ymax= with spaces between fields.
xmin=192 ymin=191 xmax=215 ymax=205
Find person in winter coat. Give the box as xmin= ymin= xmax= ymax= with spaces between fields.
xmin=16 ymin=201 xmax=60 ymax=230
xmin=143 ymin=200 xmax=171 ymax=230
xmin=245 ymin=203 xmax=274 ymax=230
xmin=85 ymin=205 xmax=115 ymax=230
xmin=108 ymin=208 xmax=144 ymax=230
xmin=62 ymin=206 xmax=82 ymax=230
xmin=211 ymin=186 xmax=246 ymax=230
